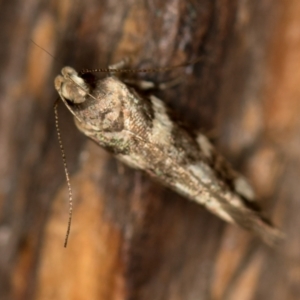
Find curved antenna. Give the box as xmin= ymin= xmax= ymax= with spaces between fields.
xmin=30 ymin=39 xmax=58 ymax=62
xmin=54 ymin=100 xmax=73 ymax=248
xmin=79 ymin=56 xmax=203 ymax=75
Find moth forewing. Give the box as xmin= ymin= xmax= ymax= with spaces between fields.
xmin=54 ymin=65 xmax=283 ymax=247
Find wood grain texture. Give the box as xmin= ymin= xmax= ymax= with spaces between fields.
xmin=0 ymin=0 xmax=299 ymax=299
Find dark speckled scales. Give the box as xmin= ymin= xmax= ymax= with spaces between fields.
xmin=55 ymin=67 xmax=283 ymax=246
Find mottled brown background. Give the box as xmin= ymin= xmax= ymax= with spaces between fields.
xmin=0 ymin=0 xmax=299 ymax=299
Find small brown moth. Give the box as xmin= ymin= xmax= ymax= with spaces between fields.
xmin=54 ymin=60 xmax=283 ymax=247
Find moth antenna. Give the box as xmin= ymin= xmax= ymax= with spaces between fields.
xmin=54 ymin=100 xmax=73 ymax=248
xmin=30 ymin=39 xmax=58 ymax=62
xmin=80 ymin=56 xmax=204 ymax=75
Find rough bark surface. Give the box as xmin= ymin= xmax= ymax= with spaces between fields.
xmin=0 ymin=0 xmax=299 ymax=299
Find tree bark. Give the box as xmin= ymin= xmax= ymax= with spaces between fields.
xmin=0 ymin=0 xmax=299 ymax=299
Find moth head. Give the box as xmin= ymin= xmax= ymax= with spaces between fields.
xmin=55 ymin=67 xmax=89 ymax=104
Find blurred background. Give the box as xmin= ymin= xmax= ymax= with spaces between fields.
xmin=0 ymin=0 xmax=300 ymax=299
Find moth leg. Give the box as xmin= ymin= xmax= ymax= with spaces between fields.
xmin=109 ymin=57 xmax=131 ymax=73
xmin=157 ymin=77 xmax=183 ymax=90
xmin=123 ymin=77 xmax=182 ymax=91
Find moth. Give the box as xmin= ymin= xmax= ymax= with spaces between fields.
xmin=54 ymin=61 xmax=283 ymax=247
